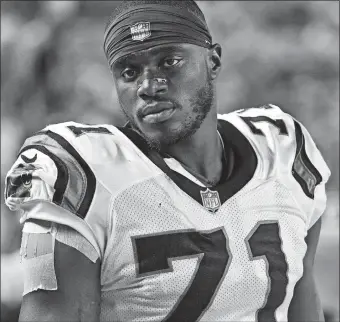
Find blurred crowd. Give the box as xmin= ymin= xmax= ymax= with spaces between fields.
xmin=1 ymin=1 xmax=339 ymax=321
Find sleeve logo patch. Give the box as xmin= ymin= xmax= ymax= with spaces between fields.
xmin=6 ymin=165 xmax=35 ymax=199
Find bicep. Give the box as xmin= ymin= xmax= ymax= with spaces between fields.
xmin=288 ymin=218 xmax=324 ymax=321
xmin=303 ymin=217 xmax=322 ymax=268
xmin=19 ymin=236 xmax=101 ymax=322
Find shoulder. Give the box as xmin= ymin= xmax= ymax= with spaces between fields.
xmin=219 ymin=104 xmax=331 ymax=228
xmin=4 ymin=121 xmax=143 ymax=256
xmin=6 ymin=121 xmax=115 ymax=212
xmin=5 ymin=120 xmax=160 ymax=214
xmin=19 ymin=121 xmax=131 ymax=163
xmin=219 ymin=104 xmax=294 ymax=140
xmin=219 ymin=104 xmax=330 ymax=185
xmin=219 ymin=104 xmax=295 ymax=170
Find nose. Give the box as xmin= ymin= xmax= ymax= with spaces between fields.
xmin=137 ymin=78 xmax=168 ymax=99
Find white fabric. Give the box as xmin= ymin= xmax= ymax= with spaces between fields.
xmin=100 ymin=176 xmax=307 ymax=322
xmin=5 ymin=106 xmax=330 ymax=321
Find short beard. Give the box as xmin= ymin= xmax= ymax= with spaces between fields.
xmin=121 ymin=78 xmax=214 ymax=152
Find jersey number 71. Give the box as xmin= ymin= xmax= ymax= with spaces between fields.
xmin=132 ymin=221 xmax=288 ymax=322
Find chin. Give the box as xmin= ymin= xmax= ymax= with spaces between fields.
xmin=138 ymin=118 xmax=172 ymax=136
xmin=137 ymin=117 xmax=194 ymax=149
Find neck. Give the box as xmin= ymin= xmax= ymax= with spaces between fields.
xmin=163 ymin=110 xmax=224 ymax=186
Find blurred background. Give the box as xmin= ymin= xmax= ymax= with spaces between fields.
xmin=1 ymin=1 xmax=339 ymax=321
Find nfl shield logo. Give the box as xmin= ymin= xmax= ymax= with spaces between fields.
xmin=200 ymin=188 xmax=221 ymax=213
xmin=130 ymin=22 xmax=151 ymax=41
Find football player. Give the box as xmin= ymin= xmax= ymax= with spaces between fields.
xmin=5 ymin=1 xmax=330 ymax=321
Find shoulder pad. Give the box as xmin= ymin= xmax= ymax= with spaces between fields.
xmin=5 ymin=122 xmax=100 ymax=219
xmin=5 ymin=122 xmax=159 ymax=257
xmin=219 ymin=104 xmax=330 ymax=228
xmin=4 ymin=122 xmax=117 ymax=257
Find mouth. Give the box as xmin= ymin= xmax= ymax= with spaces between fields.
xmin=141 ymin=102 xmax=176 ymax=124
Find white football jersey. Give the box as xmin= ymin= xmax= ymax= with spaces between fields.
xmin=5 ymin=104 xmax=330 ymax=322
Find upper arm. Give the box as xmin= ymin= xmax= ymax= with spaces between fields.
xmin=304 ymin=217 xmax=322 ymax=270
xmin=19 ymin=236 xmax=101 ymax=322
xmin=287 ymin=218 xmax=324 ymax=322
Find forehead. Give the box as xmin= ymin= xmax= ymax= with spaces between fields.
xmin=113 ymin=43 xmax=202 ymax=68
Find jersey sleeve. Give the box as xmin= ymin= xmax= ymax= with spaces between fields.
xmin=292 ymin=117 xmax=330 ymax=229
xmin=4 ymin=124 xmax=112 ymax=258
xmin=229 ymin=104 xmax=331 ymax=229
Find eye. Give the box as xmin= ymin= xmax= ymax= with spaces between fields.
xmin=163 ymin=58 xmax=181 ymax=68
xmin=121 ymin=68 xmax=137 ymax=80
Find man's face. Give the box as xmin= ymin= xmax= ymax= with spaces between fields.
xmin=111 ymin=43 xmax=215 ymax=150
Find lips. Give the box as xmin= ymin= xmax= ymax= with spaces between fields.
xmin=140 ymin=102 xmax=176 ymax=124
xmin=141 ymin=102 xmax=174 ymax=118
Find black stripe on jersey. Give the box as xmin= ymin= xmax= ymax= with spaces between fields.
xmin=292 ymin=121 xmax=322 ymax=199
xmin=215 ymin=119 xmax=257 ymax=202
xmin=22 ymin=130 xmax=96 ymax=219
xmin=20 ymin=144 xmax=68 ymax=205
xmin=119 ymin=120 xmax=257 ymax=208
xmin=118 ymin=126 xmax=206 ymax=204
xmin=44 ymin=130 xmax=96 ymax=218
xmin=67 ymin=125 xmax=113 ymax=137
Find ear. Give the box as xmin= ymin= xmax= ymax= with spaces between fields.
xmin=208 ymin=43 xmax=222 ymax=80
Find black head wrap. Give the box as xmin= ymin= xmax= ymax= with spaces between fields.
xmin=104 ymin=1 xmax=212 ymax=67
